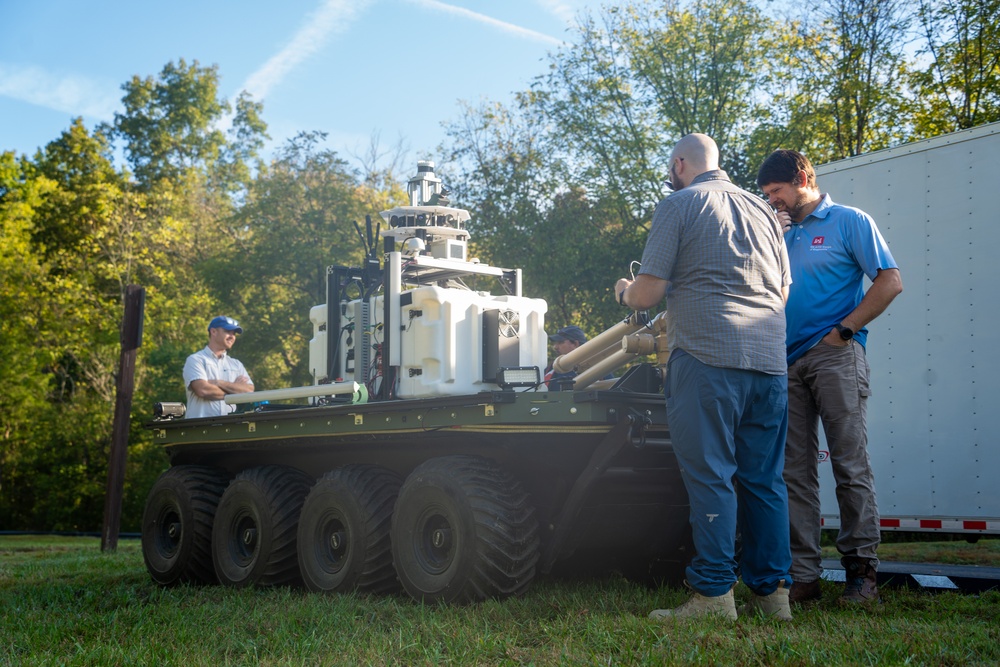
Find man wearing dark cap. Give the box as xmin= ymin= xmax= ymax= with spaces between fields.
xmin=182 ymin=316 xmax=254 ymax=418
xmin=545 ymin=326 xmax=588 ymax=390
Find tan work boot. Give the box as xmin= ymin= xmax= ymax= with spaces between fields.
xmin=738 ymin=580 xmax=793 ymax=621
xmin=840 ymin=557 xmax=880 ymax=605
xmin=649 ymin=586 xmax=737 ymax=621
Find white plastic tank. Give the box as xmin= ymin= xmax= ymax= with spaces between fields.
xmin=396 ymin=287 xmax=547 ymax=398
xmin=308 ymin=303 xmax=328 ymax=383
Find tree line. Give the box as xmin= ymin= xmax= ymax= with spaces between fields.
xmin=0 ymin=61 xmax=408 ymax=530
xmin=1 ymin=0 xmax=997 ymax=531
xmin=441 ymin=0 xmax=1000 ymax=331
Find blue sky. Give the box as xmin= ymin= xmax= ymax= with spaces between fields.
xmin=0 ymin=0 xmax=622 ymax=167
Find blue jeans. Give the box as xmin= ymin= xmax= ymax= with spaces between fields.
xmin=666 ymin=352 xmax=792 ymax=596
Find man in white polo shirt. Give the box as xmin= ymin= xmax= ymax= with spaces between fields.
xmin=182 ymin=316 xmax=254 ymax=418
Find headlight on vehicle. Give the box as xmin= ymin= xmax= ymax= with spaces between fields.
xmin=496 ymin=367 xmax=541 ymax=389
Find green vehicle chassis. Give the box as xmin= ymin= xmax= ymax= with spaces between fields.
xmin=144 ymin=389 xmax=689 ymax=602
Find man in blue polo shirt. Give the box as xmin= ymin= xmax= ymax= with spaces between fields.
xmin=757 ymin=150 xmax=903 ymax=606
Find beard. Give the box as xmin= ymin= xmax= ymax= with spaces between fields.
xmin=780 ymin=190 xmax=811 ymax=221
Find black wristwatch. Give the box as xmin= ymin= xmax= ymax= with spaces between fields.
xmin=834 ymin=323 xmax=854 ymax=341
xmin=618 ymin=288 xmax=627 ymax=307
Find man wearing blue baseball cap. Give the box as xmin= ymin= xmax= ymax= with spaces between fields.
xmin=545 ymin=326 xmax=589 ymax=390
xmin=182 ymin=315 xmax=254 ymax=418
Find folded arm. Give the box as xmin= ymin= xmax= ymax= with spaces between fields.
xmin=189 ymin=376 xmax=254 ymax=400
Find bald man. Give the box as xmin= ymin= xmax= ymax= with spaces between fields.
xmin=616 ymin=134 xmax=793 ymax=621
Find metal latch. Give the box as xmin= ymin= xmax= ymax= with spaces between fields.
xmin=626 ymin=410 xmax=652 ymax=448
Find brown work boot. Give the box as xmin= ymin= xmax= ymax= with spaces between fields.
xmin=840 ymin=557 xmax=880 ymax=605
xmin=788 ymin=578 xmax=822 ymax=604
xmin=649 ymin=586 xmax=737 ymax=621
xmin=738 ymin=579 xmax=793 ymax=621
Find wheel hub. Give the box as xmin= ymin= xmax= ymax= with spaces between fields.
xmin=329 ymin=530 xmax=344 ymax=552
xmin=167 ymin=521 xmax=181 ymax=540
xmin=431 ymin=527 xmax=451 ymax=550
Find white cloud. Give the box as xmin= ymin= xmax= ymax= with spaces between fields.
xmin=406 ymin=0 xmax=567 ymax=46
xmin=536 ymin=0 xmax=579 ymax=26
xmin=241 ymin=0 xmax=374 ymax=100
xmin=0 ymin=64 xmax=119 ymax=121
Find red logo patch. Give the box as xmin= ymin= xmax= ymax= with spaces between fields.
xmin=812 ymin=236 xmax=825 ymax=245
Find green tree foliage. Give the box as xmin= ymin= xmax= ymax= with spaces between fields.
xmin=112 ymin=59 xmax=228 ymax=188
xmin=538 ymin=0 xmax=784 ymax=192
xmin=0 ymin=60 xmax=273 ymax=532
xmin=214 ymin=132 xmax=405 ymax=389
xmin=441 ymin=98 xmax=620 ymax=332
xmin=0 ymin=151 xmax=54 ymax=527
xmin=218 ymin=91 xmax=270 ymax=192
xmin=0 ymin=122 xmax=184 ymax=530
xmin=620 ymin=0 xmax=781 ymax=186
xmin=1 ymin=125 xmax=125 ymax=529
xmin=444 ymin=0 xmax=787 ymax=333
xmin=530 ymin=188 xmax=637 ymax=329
xmin=783 ymin=0 xmax=912 ymax=160
xmin=440 ymin=0 xmax=974 ymax=336
xmin=910 ymin=0 xmax=1000 ymax=136
xmin=444 ymin=98 xmax=557 ymax=272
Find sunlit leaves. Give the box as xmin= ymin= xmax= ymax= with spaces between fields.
xmin=910 ymin=0 xmax=1000 ymax=136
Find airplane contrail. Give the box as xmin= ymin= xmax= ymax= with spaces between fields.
xmin=406 ymin=0 xmax=567 ymax=46
xmin=242 ymin=0 xmax=374 ymax=100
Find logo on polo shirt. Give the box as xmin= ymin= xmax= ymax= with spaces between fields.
xmin=809 ymin=235 xmax=831 ymax=251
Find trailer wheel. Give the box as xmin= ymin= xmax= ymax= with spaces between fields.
xmin=297 ymin=465 xmax=401 ymax=594
xmin=212 ymin=465 xmax=312 ymax=587
xmin=142 ymin=465 xmax=230 ymax=586
xmin=391 ymin=455 xmax=539 ymax=604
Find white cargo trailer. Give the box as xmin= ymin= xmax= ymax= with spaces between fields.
xmin=814 ymin=121 xmax=1000 ymax=537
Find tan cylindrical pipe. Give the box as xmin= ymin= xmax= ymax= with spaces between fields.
xmin=650 ymin=311 xmax=671 ymax=367
xmin=622 ymin=332 xmax=656 ymax=355
xmin=570 ymin=342 xmax=621 ymax=373
xmin=573 ymin=349 xmax=636 ymax=389
xmin=552 ymin=313 xmax=647 ymax=374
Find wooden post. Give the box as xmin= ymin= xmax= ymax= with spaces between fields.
xmin=101 ymin=285 xmax=145 ymax=552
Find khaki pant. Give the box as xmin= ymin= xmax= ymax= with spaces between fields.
xmin=785 ymin=340 xmax=880 ymax=583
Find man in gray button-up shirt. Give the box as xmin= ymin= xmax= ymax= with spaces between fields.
xmin=616 ymin=133 xmax=793 ymax=621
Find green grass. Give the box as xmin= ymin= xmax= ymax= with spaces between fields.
xmin=1 ymin=536 xmax=998 ymax=666
xmin=851 ymin=537 xmax=1000 ymax=567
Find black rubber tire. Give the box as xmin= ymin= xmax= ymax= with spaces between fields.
xmin=391 ymin=455 xmax=540 ymax=604
xmin=141 ymin=465 xmax=230 ymax=586
xmin=211 ymin=465 xmax=312 ymax=587
xmin=297 ymin=465 xmax=401 ymax=594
